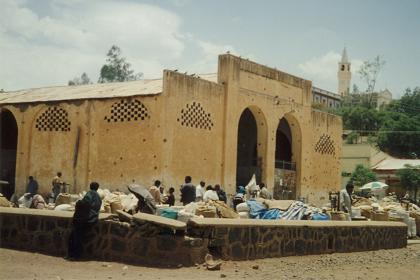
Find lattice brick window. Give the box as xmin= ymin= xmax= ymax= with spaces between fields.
xmin=177 ymin=102 xmax=214 ymax=130
xmin=104 ymin=99 xmax=150 ymax=123
xmin=314 ymin=134 xmax=336 ymax=155
xmin=35 ymin=106 xmax=71 ymax=132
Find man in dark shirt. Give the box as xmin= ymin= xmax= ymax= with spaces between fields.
xmin=215 ymin=184 xmax=227 ymax=203
xmin=167 ymin=187 xmax=175 ymax=206
xmin=67 ymin=182 xmax=101 ymax=260
xmin=26 ymin=176 xmax=38 ymax=197
xmin=180 ymin=176 xmax=196 ymax=205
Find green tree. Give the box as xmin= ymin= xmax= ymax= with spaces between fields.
xmin=396 ymin=164 xmax=420 ymax=201
xmin=68 ymin=72 xmax=92 ymax=86
xmin=376 ymin=111 xmax=420 ymax=158
xmin=350 ymin=164 xmax=377 ymax=187
xmin=98 ymin=45 xmax=142 ymax=83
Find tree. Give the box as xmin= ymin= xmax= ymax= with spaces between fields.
xmin=357 ymin=55 xmax=386 ymax=108
xmin=396 ymin=164 xmax=420 ymax=201
xmin=376 ymin=111 xmax=420 ymax=158
xmin=68 ymin=72 xmax=92 ymax=86
xmin=358 ymin=55 xmax=386 ymax=94
xmin=98 ymin=45 xmax=142 ymax=83
xmin=350 ymin=164 xmax=377 ymax=187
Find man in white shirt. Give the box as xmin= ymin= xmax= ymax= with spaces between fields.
xmin=203 ymin=185 xmax=219 ymax=202
xmin=340 ymin=182 xmax=354 ymax=218
xmin=195 ymin=181 xmax=205 ymax=202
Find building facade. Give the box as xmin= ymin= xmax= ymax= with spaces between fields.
xmin=312 ymin=86 xmax=341 ymax=109
xmin=0 ymin=54 xmax=342 ymax=205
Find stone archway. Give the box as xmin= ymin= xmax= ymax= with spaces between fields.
xmin=273 ymin=114 xmax=302 ymax=200
xmin=236 ymin=106 xmax=267 ymax=187
xmin=0 ymin=109 xmax=18 ymax=199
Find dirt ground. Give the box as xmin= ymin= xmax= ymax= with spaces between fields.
xmin=1 ymin=244 xmax=420 ymax=280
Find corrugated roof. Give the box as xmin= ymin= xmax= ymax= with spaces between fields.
xmin=0 ymin=73 xmax=218 ymax=105
xmin=372 ymin=158 xmax=420 ymax=170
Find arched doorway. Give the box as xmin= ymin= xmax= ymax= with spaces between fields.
xmin=274 ymin=117 xmax=297 ymax=199
xmin=236 ymin=108 xmax=263 ymax=187
xmin=0 ymin=109 xmax=18 ymax=199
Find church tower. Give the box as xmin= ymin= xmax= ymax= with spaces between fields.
xmin=337 ymin=48 xmax=351 ymax=96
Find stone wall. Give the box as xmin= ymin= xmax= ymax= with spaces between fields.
xmin=0 ymin=208 xmax=407 ymax=266
xmin=187 ymin=218 xmax=407 ymax=261
xmin=0 ymin=208 xmax=207 ymax=266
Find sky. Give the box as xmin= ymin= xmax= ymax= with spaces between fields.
xmin=1 ymin=0 xmax=419 ymax=97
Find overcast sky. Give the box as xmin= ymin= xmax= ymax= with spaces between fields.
xmin=1 ymin=0 xmax=419 ymax=97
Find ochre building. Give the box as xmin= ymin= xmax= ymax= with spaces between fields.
xmin=0 ymin=54 xmax=342 ymax=205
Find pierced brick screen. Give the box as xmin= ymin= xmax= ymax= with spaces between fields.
xmin=104 ymin=99 xmax=150 ymax=123
xmin=314 ymin=134 xmax=336 ymax=155
xmin=177 ymin=102 xmax=214 ymax=130
xmin=35 ymin=106 xmax=71 ymax=132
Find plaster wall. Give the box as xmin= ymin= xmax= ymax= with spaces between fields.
xmin=2 ymin=54 xmax=343 ymax=205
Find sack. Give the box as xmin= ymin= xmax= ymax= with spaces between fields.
xmin=236 ymin=202 xmax=250 ymax=212
xmin=54 ymin=203 xmax=74 ymax=211
xmin=55 ymin=193 xmax=71 ymax=206
xmin=238 ymin=211 xmax=249 ymax=219
xmin=160 ymin=208 xmax=178 ymax=220
xmin=196 ymin=205 xmax=217 ymax=218
xmin=371 ymin=211 xmax=389 ymax=221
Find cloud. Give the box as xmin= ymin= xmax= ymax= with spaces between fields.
xmin=184 ymin=40 xmax=236 ymax=74
xmin=0 ymin=0 xmax=239 ymax=91
xmin=298 ymin=51 xmax=363 ymax=92
xmin=0 ymin=0 xmax=187 ymax=90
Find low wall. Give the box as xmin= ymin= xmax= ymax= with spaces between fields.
xmin=187 ymin=218 xmax=407 ymax=260
xmin=0 ymin=208 xmax=407 ymax=266
xmin=0 ymin=208 xmax=207 ymax=266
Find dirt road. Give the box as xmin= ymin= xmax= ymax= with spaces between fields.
xmin=1 ymin=244 xmax=420 ymax=280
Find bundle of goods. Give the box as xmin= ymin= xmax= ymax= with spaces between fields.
xmin=0 ymin=193 xmax=12 ymax=207
xmin=236 ymin=202 xmax=250 ymax=219
xmin=55 ymin=193 xmax=71 ymax=206
xmin=242 ymin=199 xmax=327 ymax=221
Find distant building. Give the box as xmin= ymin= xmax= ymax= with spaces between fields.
xmin=312 ymin=86 xmax=341 ymax=109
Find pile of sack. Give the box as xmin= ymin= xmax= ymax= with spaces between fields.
xmin=353 ymin=195 xmax=419 ymax=237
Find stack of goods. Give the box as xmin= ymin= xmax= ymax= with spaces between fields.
xmin=0 ymin=193 xmax=12 ymax=207
xmin=241 ymin=199 xmax=328 ymax=221
xmin=352 ymin=194 xmax=419 ymax=237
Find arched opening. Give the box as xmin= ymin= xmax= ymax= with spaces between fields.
xmin=274 ymin=117 xmax=298 ymax=200
xmin=236 ymin=108 xmax=261 ymax=187
xmin=275 ymin=118 xmax=292 ymax=165
xmin=0 ymin=109 xmax=18 ymax=199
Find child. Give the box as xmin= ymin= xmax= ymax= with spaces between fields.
xmin=167 ymin=187 xmax=175 ymax=206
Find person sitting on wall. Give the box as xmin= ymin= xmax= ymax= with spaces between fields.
xmin=149 ymin=180 xmax=162 ymax=205
xmin=203 ymin=185 xmax=219 ymax=202
xmin=180 ymin=176 xmax=196 ymax=205
xmin=339 ymin=182 xmax=354 ymax=219
xmin=214 ymin=184 xmax=227 ymax=203
xmin=52 ymin=172 xmax=65 ymax=202
xmin=166 ymin=187 xmax=175 ymax=206
xmin=26 ymin=176 xmax=39 ymax=198
xmin=259 ymin=183 xmax=273 ymax=200
xmin=67 ymin=181 xmax=102 ymax=260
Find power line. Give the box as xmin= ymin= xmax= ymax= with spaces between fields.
xmin=348 ymin=130 xmax=420 ymax=134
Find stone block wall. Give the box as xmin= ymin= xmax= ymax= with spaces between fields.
xmin=0 ymin=208 xmax=207 ymax=266
xmin=187 ymin=219 xmax=407 ymax=261
xmin=0 ymin=209 xmax=407 ymax=266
